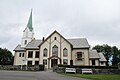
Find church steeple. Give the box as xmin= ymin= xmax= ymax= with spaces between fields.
xmin=21 ymin=10 xmax=34 ymax=47
xmin=27 ymin=10 xmax=33 ymax=31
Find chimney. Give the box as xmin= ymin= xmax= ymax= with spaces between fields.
xmin=42 ymin=37 xmax=45 ymax=42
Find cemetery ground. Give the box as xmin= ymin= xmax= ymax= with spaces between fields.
xmin=60 ymin=73 xmax=120 ymax=80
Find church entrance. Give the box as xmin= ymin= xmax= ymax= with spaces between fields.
xmin=48 ymin=56 xmax=61 ymax=68
xmin=51 ymin=59 xmax=58 ymax=67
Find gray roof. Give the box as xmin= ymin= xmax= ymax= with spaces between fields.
xmin=14 ymin=38 xmax=90 ymax=51
xmin=25 ymin=40 xmax=42 ymax=49
xmin=14 ymin=44 xmax=25 ymax=51
xmin=98 ymin=53 xmax=107 ymax=61
xmin=67 ymin=38 xmax=90 ymax=48
xmin=14 ymin=40 xmax=42 ymax=50
xmin=89 ymin=50 xmax=100 ymax=59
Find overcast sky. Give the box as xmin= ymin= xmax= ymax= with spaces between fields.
xmin=0 ymin=0 xmax=120 ymax=53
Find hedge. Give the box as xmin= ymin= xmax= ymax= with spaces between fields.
xmin=58 ymin=64 xmax=118 ymax=69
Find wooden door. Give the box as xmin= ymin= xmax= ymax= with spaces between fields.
xmin=51 ymin=59 xmax=58 ymax=67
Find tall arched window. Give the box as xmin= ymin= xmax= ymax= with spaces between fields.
xmin=43 ymin=48 xmax=47 ymax=57
xmin=52 ymin=45 xmax=58 ymax=56
xmin=63 ymin=48 xmax=68 ymax=57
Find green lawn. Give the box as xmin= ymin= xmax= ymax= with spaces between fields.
xmin=60 ymin=73 xmax=120 ymax=80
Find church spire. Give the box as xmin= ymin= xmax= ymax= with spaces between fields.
xmin=21 ymin=10 xmax=34 ymax=47
xmin=27 ymin=9 xmax=33 ymax=31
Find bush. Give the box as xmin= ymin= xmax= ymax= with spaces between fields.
xmin=39 ymin=64 xmax=45 ymax=71
xmin=58 ymin=64 xmax=118 ymax=69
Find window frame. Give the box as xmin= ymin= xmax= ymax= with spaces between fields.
xmin=63 ymin=48 xmax=68 ymax=57
xmin=101 ymin=62 xmax=104 ymax=65
xmin=27 ymin=61 xmax=32 ymax=66
xmin=43 ymin=48 xmax=47 ymax=57
xmin=54 ymin=37 xmax=57 ymax=40
xmin=76 ymin=52 xmax=83 ymax=61
xmin=28 ymin=51 xmax=33 ymax=58
xmin=52 ymin=45 xmax=58 ymax=56
xmin=35 ymin=51 xmax=39 ymax=58
xmin=43 ymin=59 xmax=47 ymax=65
xmin=35 ymin=61 xmax=39 ymax=65
xmin=19 ymin=53 xmax=22 ymax=57
xmin=22 ymin=53 xmax=24 ymax=57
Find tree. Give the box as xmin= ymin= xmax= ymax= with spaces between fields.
xmin=92 ymin=45 xmax=104 ymax=52
xmin=93 ymin=44 xmax=120 ymax=66
xmin=103 ymin=45 xmax=112 ymax=66
xmin=0 ymin=48 xmax=13 ymax=65
xmin=93 ymin=44 xmax=112 ymax=66
xmin=112 ymin=46 xmax=120 ymax=66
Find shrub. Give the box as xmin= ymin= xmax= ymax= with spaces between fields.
xmin=58 ymin=64 xmax=118 ymax=69
xmin=39 ymin=64 xmax=45 ymax=71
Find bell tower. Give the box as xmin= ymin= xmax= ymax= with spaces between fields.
xmin=21 ymin=10 xmax=34 ymax=47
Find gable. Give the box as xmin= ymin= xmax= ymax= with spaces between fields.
xmin=38 ymin=30 xmax=72 ymax=47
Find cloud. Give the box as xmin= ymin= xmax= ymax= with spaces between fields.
xmin=0 ymin=0 xmax=120 ymax=53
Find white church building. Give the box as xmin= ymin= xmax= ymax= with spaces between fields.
xmin=14 ymin=11 xmax=106 ymax=69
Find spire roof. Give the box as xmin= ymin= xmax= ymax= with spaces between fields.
xmin=27 ymin=10 xmax=33 ymax=31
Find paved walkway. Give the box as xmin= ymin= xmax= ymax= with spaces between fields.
xmin=0 ymin=70 xmax=89 ymax=80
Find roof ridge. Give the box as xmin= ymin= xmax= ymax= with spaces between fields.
xmin=34 ymin=39 xmax=42 ymax=41
xmin=67 ymin=38 xmax=86 ymax=40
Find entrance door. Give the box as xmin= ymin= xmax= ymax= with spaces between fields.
xmin=92 ymin=60 xmax=95 ymax=65
xmin=51 ymin=59 xmax=58 ymax=67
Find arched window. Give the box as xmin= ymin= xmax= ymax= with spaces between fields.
xmin=43 ymin=48 xmax=47 ymax=57
xmin=63 ymin=48 xmax=68 ymax=57
xmin=52 ymin=45 xmax=58 ymax=56
xmin=54 ymin=37 xmax=57 ymax=40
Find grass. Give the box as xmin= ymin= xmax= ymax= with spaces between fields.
xmin=60 ymin=73 xmax=120 ymax=80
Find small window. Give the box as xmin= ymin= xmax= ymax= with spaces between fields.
xmin=77 ymin=54 xmax=82 ymax=58
xmin=76 ymin=52 xmax=83 ymax=61
xmin=54 ymin=37 xmax=57 ymax=40
xmin=35 ymin=51 xmax=39 ymax=58
xmin=63 ymin=48 xmax=68 ymax=57
xmin=101 ymin=62 xmax=104 ymax=65
xmin=28 ymin=51 xmax=33 ymax=58
xmin=63 ymin=59 xmax=68 ymax=65
xmin=22 ymin=53 xmax=24 ymax=57
xmin=43 ymin=48 xmax=47 ymax=57
xmin=43 ymin=59 xmax=47 ymax=65
xmin=25 ymin=40 xmax=27 ymax=44
xmin=35 ymin=61 xmax=39 ymax=65
xmin=19 ymin=53 xmax=21 ymax=57
xmin=27 ymin=61 xmax=32 ymax=66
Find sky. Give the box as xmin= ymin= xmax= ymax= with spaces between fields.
xmin=0 ymin=0 xmax=120 ymax=53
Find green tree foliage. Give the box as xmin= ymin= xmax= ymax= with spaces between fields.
xmin=92 ymin=45 xmax=104 ymax=53
xmin=0 ymin=48 xmax=13 ymax=65
xmin=93 ymin=44 xmax=120 ymax=65
xmin=112 ymin=46 xmax=120 ymax=66
xmin=102 ymin=45 xmax=112 ymax=66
